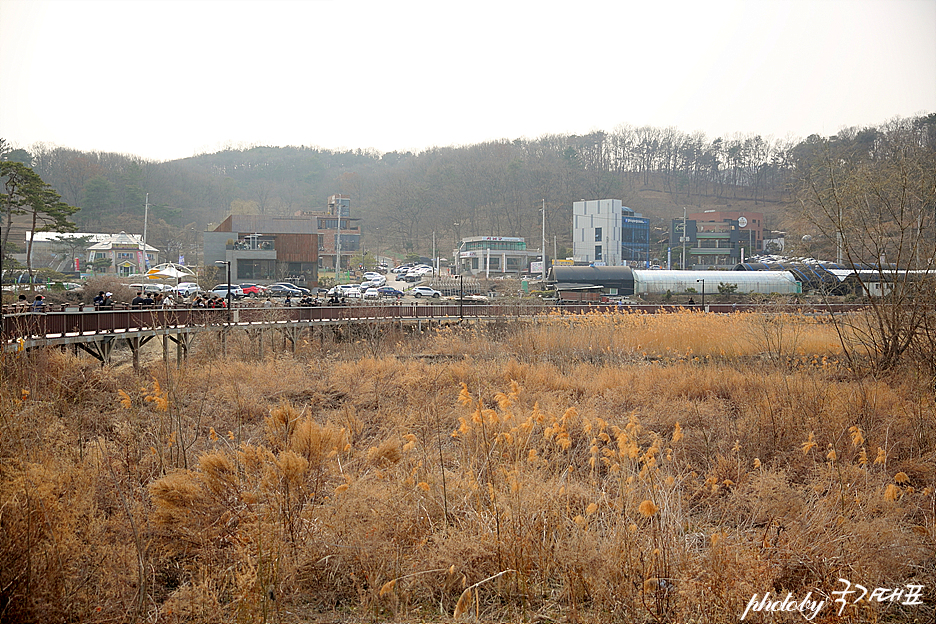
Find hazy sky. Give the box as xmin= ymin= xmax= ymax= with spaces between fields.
xmin=1 ymin=0 xmax=934 ymax=162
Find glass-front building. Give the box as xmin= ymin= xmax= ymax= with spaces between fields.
xmin=621 ymin=210 xmax=651 ymax=266
xmin=455 ymin=236 xmax=542 ymax=276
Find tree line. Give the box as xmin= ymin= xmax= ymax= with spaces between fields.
xmin=3 ymin=115 xmax=934 ymax=264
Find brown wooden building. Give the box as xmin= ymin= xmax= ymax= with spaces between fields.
xmin=203 ymin=215 xmax=320 ymax=285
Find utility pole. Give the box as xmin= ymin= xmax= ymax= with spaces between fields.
xmin=681 ymin=206 xmax=687 ymax=270
xmin=541 ymin=199 xmax=547 ymax=281
xmin=453 ymin=222 xmax=460 ymax=276
xmin=335 ymin=209 xmax=341 ymax=283
xmin=143 ymin=193 xmax=150 ymax=271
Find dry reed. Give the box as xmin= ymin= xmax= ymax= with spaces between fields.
xmin=0 ymin=310 xmax=932 ymax=623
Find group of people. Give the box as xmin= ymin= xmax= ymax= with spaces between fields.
xmin=187 ymin=294 xmax=227 ymax=308
xmin=280 ymin=295 xmax=324 ymax=307
xmin=11 ymin=289 xmax=341 ymax=314
xmin=13 ymin=294 xmax=46 ymax=311
xmin=92 ymin=291 xmax=114 ymax=308
xmin=129 ymin=291 xmax=176 ymax=308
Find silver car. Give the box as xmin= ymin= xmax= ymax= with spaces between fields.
xmin=210 ymin=284 xmax=245 ymax=299
xmin=411 ymin=286 xmax=441 ymax=298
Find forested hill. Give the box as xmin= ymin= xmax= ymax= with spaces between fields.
xmin=10 ymin=115 xmax=935 ymax=260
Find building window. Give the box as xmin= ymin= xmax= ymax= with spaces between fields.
xmin=594 ymin=227 xmax=602 ymax=242
xmin=595 ymin=245 xmax=602 ymax=261
xmin=237 ymin=259 xmax=275 ymax=280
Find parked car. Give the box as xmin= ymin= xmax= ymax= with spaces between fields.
xmin=344 ymin=287 xmax=362 ymax=298
xmin=360 ymin=277 xmax=387 ymax=289
xmin=272 ymin=282 xmax=311 ymax=296
xmin=448 ymin=294 xmax=489 ymax=303
xmin=239 ymin=283 xmax=266 ymax=297
xmin=266 ymin=284 xmax=304 ymax=297
xmin=363 ymin=287 xmax=380 ymax=299
xmin=411 ymin=286 xmax=441 ymax=298
xmin=129 ymin=282 xmax=168 ymax=294
xmin=327 ymin=284 xmax=359 ymax=297
xmin=210 ymin=284 xmax=245 ymax=299
xmin=175 ymin=282 xmax=203 ymax=297
xmin=400 ymin=266 xmax=432 ymax=280
xmin=376 ymin=286 xmax=404 ymax=298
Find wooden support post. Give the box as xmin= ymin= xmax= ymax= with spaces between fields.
xmin=77 ymin=336 xmax=116 ymax=367
xmin=129 ymin=336 xmax=140 ymax=371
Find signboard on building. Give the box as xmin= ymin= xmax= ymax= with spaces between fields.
xmin=530 ymin=261 xmax=543 ymax=274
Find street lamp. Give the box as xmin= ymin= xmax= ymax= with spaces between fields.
xmin=456 ymin=274 xmax=464 ymax=320
xmin=215 ymin=260 xmax=232 ymax=322
xmin=696 ymin=278 xmax=705 ymax=309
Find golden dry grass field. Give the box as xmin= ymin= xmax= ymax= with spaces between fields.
xmin=1 ymin=309 xmax=934 ymax=623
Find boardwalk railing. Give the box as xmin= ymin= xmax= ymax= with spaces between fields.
xmin=2 ymin=300 xmax=865 ymax=353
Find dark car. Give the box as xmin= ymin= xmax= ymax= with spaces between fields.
xmin=272 ymin=282 xmax=311 ymax=296
xmin=266 ymin=284 xmax=304 ymax=297
xmin=376 ymin=286 xmax=404 ymax=298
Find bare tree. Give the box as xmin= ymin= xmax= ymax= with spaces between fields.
xmin=795 ymin=116 xmax=936 ymax=374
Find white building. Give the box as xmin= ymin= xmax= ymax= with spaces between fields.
xmin=86 ymin=232 xmax=160 ymax=276
xmin=455 ymin=236 xmax=541 ymax=276
xmin=573 ymin=199 xmax=651 ymax=267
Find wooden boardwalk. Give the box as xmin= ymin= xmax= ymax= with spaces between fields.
xmin=1 ymin=300 xmax=856 ymax=365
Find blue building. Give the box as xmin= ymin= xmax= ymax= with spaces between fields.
xmin=621 ymin=207 xmax=651 ymax=266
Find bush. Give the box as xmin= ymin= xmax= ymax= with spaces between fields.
xmin=81 ymin=276 xmax=136 ymax=304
